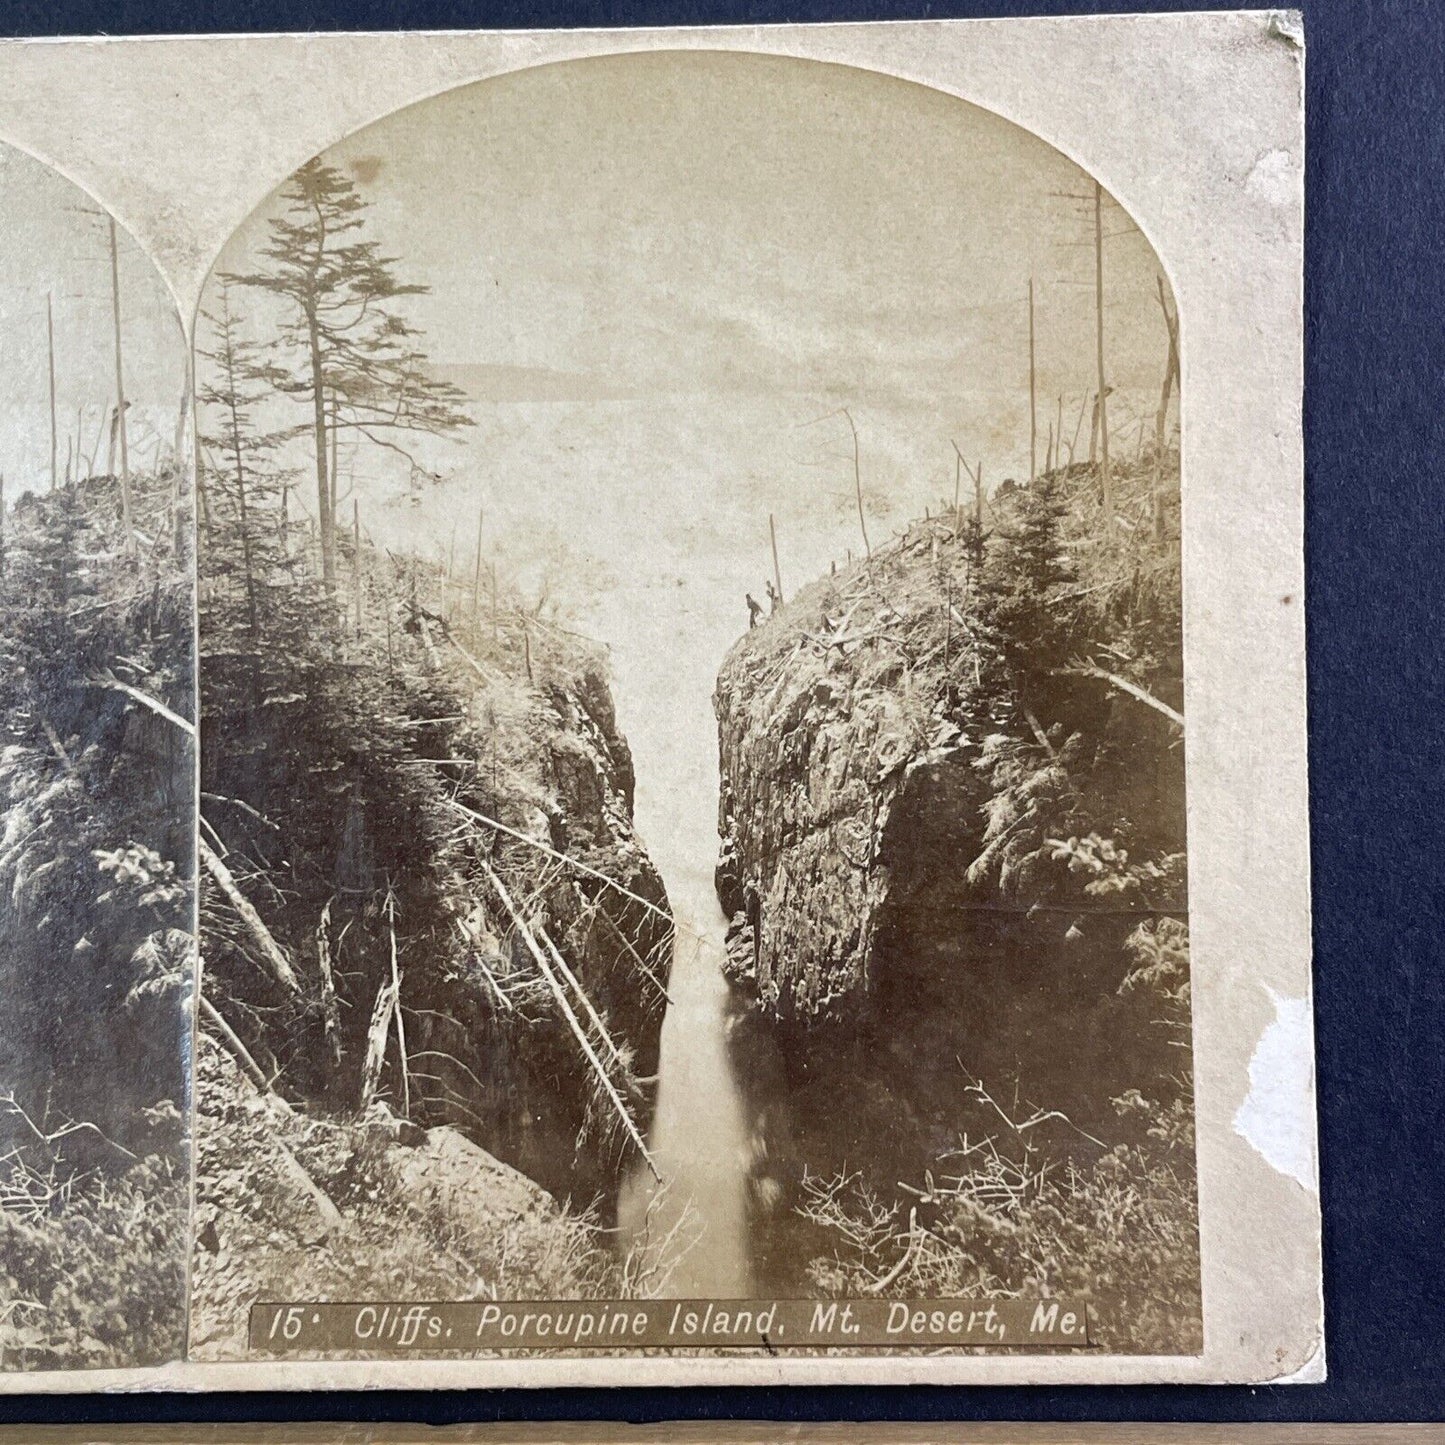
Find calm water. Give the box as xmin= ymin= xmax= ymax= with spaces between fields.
xmin=617 ymin=900 xmax=755 ymax=1295
xmin=593 ymin=571 xmax=758 ymax=1297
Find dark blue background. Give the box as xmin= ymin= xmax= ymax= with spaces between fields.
xmin=4 ymin=0 xmax=1440 ymax=1426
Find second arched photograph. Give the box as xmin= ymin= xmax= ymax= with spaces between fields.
xmin=189 ymin=47 xmax=1196 ymax=1367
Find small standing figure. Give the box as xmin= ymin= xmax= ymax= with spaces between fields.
xmin=746 ymin=592 xmax=764 ymax=630
xmin=766 ymin=579 xmax=781 ymax=615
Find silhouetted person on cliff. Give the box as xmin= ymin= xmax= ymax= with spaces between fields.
xmin=746 ymin=593 xmax=764 ymax=629
xmin=766 ymin=580 xmax=781 ymax=615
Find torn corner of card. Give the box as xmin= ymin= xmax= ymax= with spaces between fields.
xmin=0 ymin=8 xmax=1314 ymax=1391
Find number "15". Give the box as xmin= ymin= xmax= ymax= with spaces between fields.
xmin=267 ymin=1305 xmax=306 ymax=1341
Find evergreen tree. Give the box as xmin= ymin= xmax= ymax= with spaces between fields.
xmin=197 ymin=286 xmax=299 ymax=652
xmin=225 ymin=159 xmax=471 ymax=593
xmin=977 ymin=474 xmax=1078 ymax=704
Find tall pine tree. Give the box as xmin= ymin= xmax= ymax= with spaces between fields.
xmin=978 ymin=474 xmax=1078 ymax=708
xmin=225 ymin=159 xmax=471 ymax=593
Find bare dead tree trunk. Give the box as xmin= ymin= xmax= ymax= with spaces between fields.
xmin=1069 ymin=390 xmax=1088 ymax=468
xmin=769 ymin=512 xmax=784 ymax=603
xmin=1153 ymin=274 xmax=1182 ymax=541
xmin=386 ymin=891 xmax=409 ymax=1118
xmin=314 ymin=899 xmax=342 ymax=1064
xmin=46 ymin=294 xmax=57 ymax=494
xmin=108 ymin=218 xmax=135 ymax=558
xmin=308 ymin=312 xmax=334 ymax=591
xmin=1094 ymin=180 xmax=1113 ymax=530
xmin=200 ymin=994 xmax=271 ymax=1095
xmin=353 ymin=498 xmax=363 ymax=636
xmin=359 ymin=971 xmax=399 ymax=1112
xmin=841 ymin=407 xmax=870 ymax=559
xmin=1028 ymin=275 xmax=1037 ymax=485
xmin=217 ymin=292 xmax=261 ymax=646
xmin=472 ymin=506 xmax=483 ymax=619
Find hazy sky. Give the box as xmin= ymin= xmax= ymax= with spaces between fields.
xmin=215 ymin=50 xmax=1174 ymax=495
xmin=0 ymin=147 xmax=186 ymax=497
xmin=342 ymin=52 xmax=1164 ymax=398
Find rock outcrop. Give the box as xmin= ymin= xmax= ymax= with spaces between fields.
xmin=191 ymin=1034 xmax=609 ymax=1360
xmin=714 ymin=521 xmax=989 ymax=1022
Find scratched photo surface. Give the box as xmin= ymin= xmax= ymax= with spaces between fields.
xmin=189 ymin=49 xmax=1197 ymax=1359
xmin=0 ymin=144 xmax=194 ymax=1370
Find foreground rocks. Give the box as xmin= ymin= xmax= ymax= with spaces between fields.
xmin=191 ymin=1034 xmax=613 ymax=1360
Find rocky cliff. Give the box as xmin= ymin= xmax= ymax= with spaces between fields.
xmin=715 ymin=462 xmax=1197 ymax=1350
xmin=199 ymin=546 xmax=672 ymax=1226
xmin=190 ymin=1033 xmax=615 ymax=1360
xmin=715 ymin=470 xmax=1185 ymax=1031
xmin=714 ymin=519 xmax=992 ymax=1023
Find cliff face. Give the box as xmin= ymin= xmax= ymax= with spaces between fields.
xmin=714 ymin=525 xmax=992 ymax=1023
xmin=200 ymin=555 xmax=671 ymax=1217
xmin=400 ymin=651 xmax=672 ymax=1201
xmin=715 ymin=470 xmax=1197 ymax=1346
xmin=714 ymin=480 xmax=1184 ymax=1026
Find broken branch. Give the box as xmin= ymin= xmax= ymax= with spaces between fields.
xmin=199 ymin=838 xmax=303 ymax=994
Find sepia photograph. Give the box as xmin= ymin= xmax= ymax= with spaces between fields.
xmin=0 ymin=6 xmax=1317 ymax=1391
xmin=190 ymin=48 xmax=1198 ymax=1360
xmin=0 ymin=145 xmax=195 ymax=1369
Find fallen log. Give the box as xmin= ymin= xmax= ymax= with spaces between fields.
xmin=359 ymin=971 xmax=400 ymax=1112
xmin=314 ymin=898 xmax=343 ymax=1063
xmin=539 ymin=922 xmax=625 ymax=1069
xmin=480 ymin=859 xmax=659 ymax=1181
xmin=445 ymin=631 xmax=504 ymax=685
xmin=1055 ymin=664 xmax=1184 ymax=729
xmin=86 ymin=673 xmax=195 ymax=736
xmin=590 ymin=899 xmax=673 ymax=1005
xmin=199 ymin=994 xmax=280 ymax=1100
xmin=199 ymin=838 xmax=302 ymax=995
xmin=199 ymin=994 xmax=342 ymax=1235
xmin=385 ymin=891 xmax=411 ymax=1119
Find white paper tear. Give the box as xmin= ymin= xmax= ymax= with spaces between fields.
xmin=1246 ymin=147 xmax=1299 ymax=208
xmin=1273 ymin=1336 xmax=1327 ymax=1384
xmin=1234 ymin=987 xmax=1318 ymax=1193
